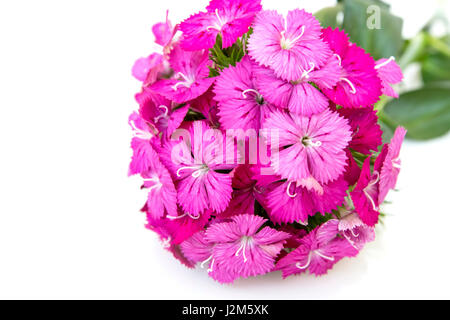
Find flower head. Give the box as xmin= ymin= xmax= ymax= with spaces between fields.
xmin=180 ymin=0 xmax=262 ymax=51
xmin=205 ymin=214 xmax=290 ymax=283
xmin=321 ymin=27 xmax=382 ymax=108
xmin=264 ymin=109 xmax=352 ymax=184
xmin=248 ymin=9 xmax=331 ymax=82
xmin=214 ymin=56 xmax=273 ymax=130
xmin=150 ymin=46 xmax=215 ymax=103
xmin=275 ymin=219 xmax=358 ymax=277
xmin=136 ymin=89 xmax=188 ymax=138
xmin=153 ymin=10 xmax=178 ymax=55
xmin=158 ymin=121 xmax=238 ymax=217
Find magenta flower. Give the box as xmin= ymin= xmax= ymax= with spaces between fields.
xmin=263 ymin=108 xmax=352 ymax=184
xmin=276 ymin=220 xmax=358 ymax=277
xmin=214 ymin=56 xmax=273 ymax=130
xmin=376 ymin=56 xmax=403 ymax=98
xmin=264 ymin=176 xmax=348 ymax=225
xmin=136 ymin=89 xmax=188 ymax=137
xmin=205 ymin=214 xmax=290 ymax=283
xmin=128 ymin=111 xmax=160 ymax=176
xmin=132 ymin=53 xmax=165 ymax=86
xmin=152 ymin=10 xmax=178 ymax=55
xmin=338 ymin=210 xmax=375 ymax=250
xmin=248 ymin=9 xmax=332 ymax=82
xmin=179 ymin=0 xmax=262 ymax=51
xmin=337 ymin=106 xmax=383 ymax=155
xmin=141 ymin=159 xmax=178 ymax=220
xmin=376 ymin=127 xmax=407 ymax=203
xmin=321 ymin=27 xmax=382 ymax=108
xmin=351 ymin=157 xmax=381 ymax=226
xmin=150 ymin=46 xmax=215 ymax=103
xmin=129 ymin=4 xmax=405 ymax=282
xmin=159 ymin=121 xmax=238 ymax=217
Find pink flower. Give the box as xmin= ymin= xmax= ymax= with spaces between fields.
xmin=214 ymin=56 xmax=273 ymax=130
xmin=276 ymin=219 xmax=358 ymax=277
xmin=248 ymin=9 xmax=332 ymax=82
xmin=321 ymin=27 xmax=382 ymax=108
xmin=153 ymin=10 xmax=178 ymax=55
xmin=337 ymin=106 xmax=383 ymax=155
xmin=128 ymin=111 xmax=159 ymax=176
xmin=131 ymin=53 xmax=164 ymax=86
xmin=351 ymin=157 xmax=381 ymax=226
xmin=376 ymin=127 xmax=407 ymax=203
xmin=136 ymin=89 xmax=188 ymax=137
xmin=264 ymin=176 xmax=348 ymax=225
xmin=150 ymin=46 xmax=215 ymax=103
xmin=263 ymin=108 xmax=352 ymax=184
xmin=158 ymin=121 xmax=238 ymax=217
xmin=338 ymin=210 xmax=375 ymax=250
xmin=204 ymin=214 xmax=290 ymax=283
xmin=179 ymin=0 xmax=262 ymax=51
xmin=375 ymin=57 xmax=403 ymax=98
xmin=141 ymin=159 xmax=178 ymax=220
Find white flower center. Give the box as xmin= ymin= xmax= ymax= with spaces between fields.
xmin=280 ymin=26 xmax=305 ymax=50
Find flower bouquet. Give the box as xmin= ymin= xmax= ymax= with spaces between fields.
xmin=129 ymin=0 xmax=406 ymax=283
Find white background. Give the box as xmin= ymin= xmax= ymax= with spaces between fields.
xmin=0 ymin=0 xmax=449 ymax=299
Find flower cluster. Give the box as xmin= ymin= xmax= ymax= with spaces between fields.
xmin=129 ymin=0 xmax=406 ymax=283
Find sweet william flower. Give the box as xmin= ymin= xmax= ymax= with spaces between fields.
xmin=157 ymin=121 xmax=238 ymax=217
xmin=321 ymin=27 xmax=382 ymax=108
xmin=150 ymin=45 xmax=215 ymax=103
xmin=152 ymin=10 xmax=178 ymax=56
xmin=179 ymin=0 xmax=262 ymax=51
xmin=204 ymin=214 xmax=290 ymax=283
xmin=136 ymin=89 xmax=188 ymax=138
xmin=129 ymin=3 xmax=405 ymax=282
xmin=263 ymin=108 xmax=352 ymax=184
xmin=275 ymin=219 xmax=358 ymax=277
xmin=214 ymin=56 xmax=273 ymax=131
xmin=248 ymin=9 xmax=332 ymax=82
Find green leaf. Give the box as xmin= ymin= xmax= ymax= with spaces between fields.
xmin=422 ymin=51 xmax=450 ymax=84
xmin=209 ymin=34 xmax=245 ymax=72
xmin=314 ymin=4 xmax=343 ymax=29
xmin=343 ymin=0 xmax=404 ymax=60
xmin=382 ymin=87 xmax=450 ymax=140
